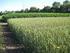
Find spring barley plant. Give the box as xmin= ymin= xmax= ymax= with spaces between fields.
xmin=8 ymin=17 xmax=70 ymax=53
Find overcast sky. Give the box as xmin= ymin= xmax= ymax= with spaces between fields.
xmin=0 ymin=0 xmax=69 ymax=11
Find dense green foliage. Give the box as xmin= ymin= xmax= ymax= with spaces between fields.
xmin=0 ymin=16 xmax=3 ymax=22
xmin=8 ymin=17 xmax=70 ymax=53
xmin=2 ymin=13 xmax=70 ymax=22
xmin=26 ymin=0 xmax=70 ymax=13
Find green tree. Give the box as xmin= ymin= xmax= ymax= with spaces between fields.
xmin=63 ymin=0 xmax=70 ymax=6
xmin=42 ymin=6 xmax=51 ymax=12
xmin=25 ymin=8 xmax=29 ymax=13
xmin=20 ymin=9 xmax=24 ymax=13
xmin=51 ymin=2 xmax=61 ymax=12
xmin=53 ymin=2 xmax=60 ymax=8
xmin=29 ymin=7 xmax=39 ymax=12
xmin=0 ymin=11 xmax=2 ymax=15
xmin=61 ymin=0 xmax=70 ymax=12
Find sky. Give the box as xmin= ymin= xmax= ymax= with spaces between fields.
xmin=0 ymin=0 xmax=69 ymax=11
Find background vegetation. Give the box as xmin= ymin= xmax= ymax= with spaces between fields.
xmin=0 ymin=0 xmax=70 ymax=15
xmin=1 ymin=13 xmax=70 ymax=22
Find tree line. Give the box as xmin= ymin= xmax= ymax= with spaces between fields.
xmin=0 ymin=0 xmax=70 ymax=15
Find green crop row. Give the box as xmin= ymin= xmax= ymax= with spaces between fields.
xmin=2 ymin=13 xmax=70 ymax=22
xmin=8 ymin=17 xmax=70 ymax=53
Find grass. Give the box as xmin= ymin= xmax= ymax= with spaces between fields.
xmin=8 ymin=17 xmax=70 ymax=53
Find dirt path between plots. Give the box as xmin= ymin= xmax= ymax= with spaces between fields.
xmin=0 ymin=23 xmax=24 ymax=53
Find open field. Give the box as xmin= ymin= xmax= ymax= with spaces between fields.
xmin=2 ymin=13 xmax=70 ymax=22
xmin=0 ymin=0 xmax=70 ymax=53
xmin=8 ymin=17 xmax=70 ymax=53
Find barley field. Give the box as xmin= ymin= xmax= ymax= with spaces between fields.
xmin=8 ymin=17 xmax=70 ymax=53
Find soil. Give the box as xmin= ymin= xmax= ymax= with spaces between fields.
xmin=0 ymin=23 xmax=24 ymax=53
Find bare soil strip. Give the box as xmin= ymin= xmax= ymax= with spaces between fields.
xmin=0 ymin=23 xmax=24 ymax=53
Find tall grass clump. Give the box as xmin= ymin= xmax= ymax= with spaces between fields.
xmin=8 ymin=17 xmax=70 ymax=53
